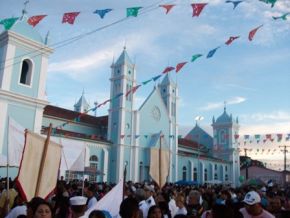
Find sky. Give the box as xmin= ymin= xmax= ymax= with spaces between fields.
xmin=1 ymin=0 xmax=290 ymax=168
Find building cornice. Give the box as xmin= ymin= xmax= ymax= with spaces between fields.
xmin=0 ymin=89 xmax=48 ymax=107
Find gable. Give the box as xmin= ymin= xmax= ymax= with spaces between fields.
xmin=138 ymin=87 xmax=170 ymax=148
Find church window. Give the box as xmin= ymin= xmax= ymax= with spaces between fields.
xmin=172 ymin=89 xmax=175 ymax=93
xmin=204 ymin=169 xmax=208 ymax=181
xmin=163 ymin=88 xmax=166 ymax=93
xmin=225 ymin=166 xmax=228 ymax=172
xmin=182 ymin=166 xmax=187 ymax=180
xmin=19 ymin=59 xmax=33 ymax=86
xmin=128 ymin=70 xmax=131 ymax=75
xmin=117 ymin=69 xmax=120 ymax=74
xmin=89 ymin=155 xmax=99 ymax=182
xmin=225 ymin=174 xmax=228 ymax=181
xmin=214 ymin=173 xmax=218 ymax=180
xmin=214 ymin=164 xmax=217 ymax=171
xmin=139 ymin=162 xmax=143 ymax=182
xmin=193 ymin=167 xmax=197 ymax=181
xmin=219 ymin=130 xmax=226 ymax=144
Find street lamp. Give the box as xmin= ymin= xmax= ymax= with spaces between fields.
xmin=194 ymin=116 xmax=204 ymax=183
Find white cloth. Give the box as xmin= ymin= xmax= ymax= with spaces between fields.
xmin=175 ymin=207 xmax=187 ymax=216
xmin=139 ymin=200 xmax=149 ymax=218
xmin=168 ymin=199 xmax=177 ymax=217
xmin=239 ymin=208 xmax=275 ymax=218
xmin=5 ymin=205 xmax=27 ymax=218
xmin=87 ymin=196 xmax=98 ymax=210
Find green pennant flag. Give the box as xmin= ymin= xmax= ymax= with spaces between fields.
xmin=191 ymin=54 xmax=203 ymax=62
xmin=127 ymin=7 xmax=142 ymax=17
xmin=0 ymin=17 xmax=18 ymax=30
xmin=259 ymin=0 xmax=277 ymax=7
xmin=142 ymin=79 xmax=152 ymax=85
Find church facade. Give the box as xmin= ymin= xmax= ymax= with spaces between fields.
xmin=0 ymin=20 xmax=240 ymax=187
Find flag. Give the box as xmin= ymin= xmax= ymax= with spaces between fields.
xmin=150 ymin=148 xmax=169 ymax=188
xmin=85 ymin=178 xmax=123 ymax=217
xmin=152 ymin=74 xmax=162 ymax=81
xmin=175 ymin=62 xmax=187 ymax=73
xmin=244 ymin=135 xmax=250 ymax=140
xmin=8 ymin=117 xmax=25 ymax=167
xmin=225 ymin=36 xmax=240 ymax=45
xmin=94 ymin=9 xmax=113 ymax=19
xmin=62 ymin=12 xmax=80 ymax=25
xmin=277 ymin=134 xmax=282 ymax=142
xmin=0 ymin=17 xmax=18 ymax=30
xmin=162 ymin=66 xmax=175 ymax=74
xmin=207 ymin=47 xmax=220 ymax=58
xmin=142 ymin=79 xmax=152 ymax=85
xmin=266 ymin=134 xmax=272 ymax=140
xmin=234 ymin=134 xmax=239 ymax=140
xmin=120 ymin=135 xmax=125 ymax=139
xmin=191 ymin=54 xmax=203 ymax=62
xmin=272 ymin=13 xmax=290 ymax=20
xmin=248 ymin=25 xmax=263 ymax=41
xmin=191 ymin=3 xmax=207 ymax=17
xmin=132 ymin=85 xmax=141 ymax=94
xmin=259 ymin=0 xmax=277 ymax=8
xmin=27 ymin=15 xmax=47 ymax=27
xmin=16 ymin=131 xmax=62 ymax=201
xmin=127 ymin=7 xmax=142 ymax=17
xmin=159 ymin=4 xmax=175 ymax=14
xmin=225 ymin=1 xmax=243 ymax=10
xmin=69 ymin=147 xmax=86 ymax=172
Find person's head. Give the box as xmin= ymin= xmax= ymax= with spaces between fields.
xmin=175 ymin=193 xmax=185 ymax=208
xmin=86 ymin=184 xmax=96 ymax=198
xmin=119 ymin=197 xmax=139 ymax=218
xmin=270 ymin=196 xmax=282 ymax=212
xmin=27 ymin=197 xmax=47 ymax=218
xmin=89 ymin=210 xmax=106 ymax=218
xmin=70 ymin=196 xmax=88 ymax=217
xmin=243 ymin=191 xmax=263 ymax=216
xmin=144 ymin=185 xmax=155 ymax=199
xmin=135 ymin=188 xmax=146 ymax=202
xmin=148 ymin=206 xmax=162 ymax=218
xmin=188 ymin=190 xmax=201 ymax=205
xmin=32 ymin=201 xmax=53 ymax=218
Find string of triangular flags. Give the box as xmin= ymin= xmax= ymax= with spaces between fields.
xmin=0 ymin=0 xmax=283 ymax=30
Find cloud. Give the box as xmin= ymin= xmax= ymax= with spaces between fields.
xmin=200 ymin=96 xmax=246 ymax=111
xmin=240 ymin=111 xmax=290 ymax=123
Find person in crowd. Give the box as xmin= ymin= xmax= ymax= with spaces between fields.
xmin=144 ymin=185 xmax=156 ymax=209
xmin=135 ymin=188 xmax=148 ymax=218
xmin=89 ymin=210 xmax=106 ymax=218
xmin=0 ymin=181 xmax=18 ymax=217
xmin=239 ymin=191 xmax=275 ymax=218
xmin=186 ymin=190 xmax=204 ymax=218
xmin=26 ymin=197 xmax=47 ymax=218
xmin=31 ymin=201 xmax=53 ymax=218
xmin=148 ymin=205 xmax=162 ymax=218
xmin=86 ymin=184 xmax=98 ymax=210
xmin=69 ymin=196 xmax=88 ymax=218
xmin=119 ymin=197 xmax=140 ymax=218
xmin=5 ymin=194 xmax=27 ymax=218
xmin=171 ymin=193 xmax=187 ymax=217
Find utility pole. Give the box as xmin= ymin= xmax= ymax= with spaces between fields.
xmin=244 ymin=148 xmax=249 ymax=179
xmin=279 ymin=145 xmax=290 ymax=171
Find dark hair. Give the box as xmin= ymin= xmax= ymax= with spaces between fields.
xmin=89 ymin=210 xmax=106 ymax=218
xmin=33 ymin=201 xmax=53 ymax=215
xmin=119 ymin=197 xmax=139 ymax=218
xmin=27 ymin=197 xmax=47 ymax=213
xmin=16 ymin=215 xmax=27 ymax=218
xmin=148 ymin=205 xmax=162 ymax=218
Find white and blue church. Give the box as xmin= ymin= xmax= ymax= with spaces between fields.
xmin=0 ymin=19 xmax=240 ymax=186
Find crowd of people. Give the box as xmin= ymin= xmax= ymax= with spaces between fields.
xmin=0 ymin=177 xmax=290 ymax=218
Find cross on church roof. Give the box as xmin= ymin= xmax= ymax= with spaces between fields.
xmin=21 ymin=0 xmax=29 ymax=20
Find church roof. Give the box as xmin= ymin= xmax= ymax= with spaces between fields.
xmin=160 ymin=74 xmax=176 ymax=87
xmin=114 ymin=48 xmax=133 ymax=66
xmin=178 ymin=138 xmax=207 ymax=151
xmin=185 ymin=124 xmax=213 ymax=148
xmin=9 ymin=19 xmax=44 ymax=43
xmin=215 ymin=107 xmax=232 ymax=123
xmin=43 ymin=105 xmax=108 ymax=126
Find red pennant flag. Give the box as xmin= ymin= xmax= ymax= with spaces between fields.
xmin=159 ymin=4 xmax=175 ymax=14
xmin=175 ymin=62 xmax=187 ymax=73
xmin=234 ymin=134 xmax=239 ymax=140
xmin=120 ymin=135 xmax=125 ymax=139
xmin=191 ymin=3 xmax=207 ymax=17
xmin=162 ymin=66 xmax=175 ymax=74
xmin=132 ymin=85 xmax=141 ymax=94
xmin=62 ymin=12 xmax=80 ymax=25
xmin=27 ymin=15 xmax=47 ymax=27
xmin=225 ymin=36 xmax=240 ymax=45
xmin=248 ymin=25 xmax=263 ymax=41
xmin=266 ymin=134 xmax=272 ymax=140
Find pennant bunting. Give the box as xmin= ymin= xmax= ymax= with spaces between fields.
xmin=191 ymin=54 xmax=203 ymax=62
xmin=225 ymin=1 xmax=243 ymax=10
xmin=244 ymin=135 xmax=250 ymax=140
xmin=132 ymin=85 xmax=141 ymax=94
xmin=162 ymin=66 xmax=175 ymax=74
xmin=225 ymin=36 xmax=240 ymax=45
xmin=0 ymin=17 xmax=18 ymax=30
xmin=234 ymin=134 xmax=239 ymax=140
xmin=259 ymin=0 xmax=277 ymax=8
xmin=135 ymin=135 xmax=140 ymax=139
xmin=27 ymin=15 xmax=47 ymax=27
xmin=159 ymin=4 xmax=175 ymax=14
xmin=142 ymin=79 xmax=152 ymax=85
xmin=277 ymin=134 xmax=283 ymax=141
xmin=62 ymin=12 xmax=80 ymax=25
xmin=207 ymin=47 xmax=220 ymax=58
xmin=94 ymin=9 xmax=113 ymax=19
xmin=254 ymin=134 xmax=261 ymax=140
xmin=266 ymin=134 xmax=272 ymax=140
xmin=175 ymin=62 xmax=187 ymax=73
xmin=191 ymin=3 xmax=208 ymax=17
xmin=273 ymin=13 xmax=290 ymax=21
xmin=120 ymin=135 xmax=125 ymax=139
xmin=152 ymin=75 xmax=162 ymax=81
xmin=126 ymin=7 xmax=142 ymax=17
xmin=248 ymin=25 xmax=263 ymax=41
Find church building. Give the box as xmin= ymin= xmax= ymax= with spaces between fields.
xmin=0 ymin=19 xmax=240 ymax=187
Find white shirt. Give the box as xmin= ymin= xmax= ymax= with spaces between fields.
xmin=5 ymin=205 xmax=27 ymax=218
xmin=87 ymin=196 xmax=97 ymax=210
xmin=239 ymin=207 xmax=275 ymax=218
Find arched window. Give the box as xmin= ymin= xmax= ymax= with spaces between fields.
xmin=139 ymin=161 xmax=143 ymax=182
xmin=193 ymin=167 xmax=197 ymax=181
xmin=219 ymin=130 xmax=225 ymax=144
xmin=20 ymin=59 xmax=33 ymax=86
xmin=89 ymin=155 xmax=98 ymax=182
xmin=225 ymin=165 xmax=228 ymax=172
xmin=214 ymin=173 xmax=218 ymax=180
xmin=225 ymin=174 xmax=228 ymax=181
xmin=182 ymin=166 xmax=187 ymax=181
xmin=204 ymin=168 xmax=208 ymax=181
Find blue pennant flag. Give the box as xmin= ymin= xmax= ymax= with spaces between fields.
xmin=94 ymin=9 xmax=113 ymax=19
xmin=225 ymin=1 xmax=243 ymax=10
xmin=207 ymin=47 xmax=220 ymax=58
